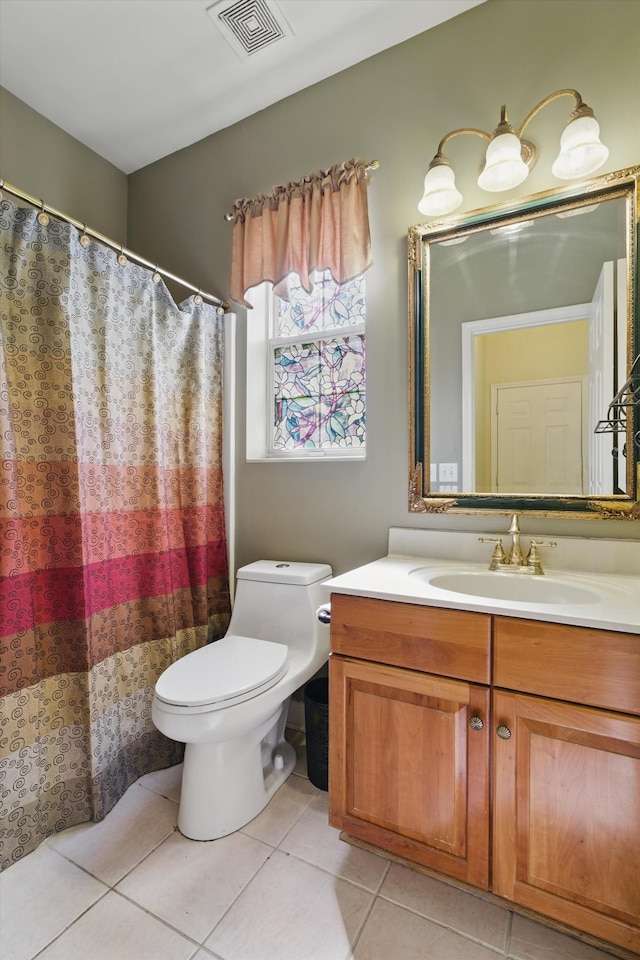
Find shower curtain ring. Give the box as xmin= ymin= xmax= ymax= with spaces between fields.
xmin=195 ymin=290 xmax=203 ymax=304
xmin=153 ymin=266 xmax=161 ymax=283
xmin=79 ymin=225 xmax=90 ymax=248
xmin=37 ymin=202 xmax=50 ymax=227
xmin=118 ymin=245 xmax=127 ymax=265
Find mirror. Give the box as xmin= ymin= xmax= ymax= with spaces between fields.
xmin=409 ymin=165 xmax=639 ymax=518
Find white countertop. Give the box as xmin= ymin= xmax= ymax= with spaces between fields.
xmin=324 ymin=529 xmax=640 ymax=635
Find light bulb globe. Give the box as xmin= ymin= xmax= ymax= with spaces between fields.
xmin=552 ymin=115 xmax=609 ymax=180
xmin=418 ymin=163 xmax=463 ymax=217
xmin=478 ymin=132 xmax=529 ymax=192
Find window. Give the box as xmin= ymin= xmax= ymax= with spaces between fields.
xmin=246 ymin=270 xmax=366 ymax=460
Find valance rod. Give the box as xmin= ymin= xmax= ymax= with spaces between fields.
xmin=0 ymin=179 xmax=229 ymax=312
xmin=223 ymin=159 xmax=380 ymax=221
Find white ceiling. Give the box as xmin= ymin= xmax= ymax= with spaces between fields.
xmin=0 ymin=0 xmax=485 ymax=174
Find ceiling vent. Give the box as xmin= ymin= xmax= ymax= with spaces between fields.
xmin=207 ymin=0 xmax=293 ymax=60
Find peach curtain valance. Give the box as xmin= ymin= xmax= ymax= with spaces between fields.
xmin=229 ymin=157 xmax=373 ymax=308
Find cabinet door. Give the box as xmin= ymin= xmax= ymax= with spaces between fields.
xmin=493 ymin=691 xmax=640 ymax=953
xmin=329 ymin=655 xmax=490 ymax=888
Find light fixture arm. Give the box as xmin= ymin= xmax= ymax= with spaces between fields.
xmin=431 ymin=111 xmax=534 ymax=172
xmin=517 ymin=88 xmax=594 ymax=141
xmin=433 ymin=127 xmax=491 ymax=164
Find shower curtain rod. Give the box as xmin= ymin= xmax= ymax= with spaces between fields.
xmin=0 ymin=179 xmax=229 ymax=312
xmin=222 ymin=159 xmax=380 ymax=221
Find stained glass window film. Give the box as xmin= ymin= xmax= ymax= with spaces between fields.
xmin=276 ymin=272 xmax=365 ymax=337
xmin=271 ymin=271 xmax=365 ymax=452
xmin=274 ymin=335 xmax=365 ymax=449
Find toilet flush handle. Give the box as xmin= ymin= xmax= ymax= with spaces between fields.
xmin=316 ymin=604 xmax=331 ymax=624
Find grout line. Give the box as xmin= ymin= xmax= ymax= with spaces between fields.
xmin=188 ymin=945 xmax=223 ymax=960
xmin=111 ymin=887 xmax=213 ymax=952
xmin=41 ymin=840 xmax=114 ymax=889
xmin=279 ymin=845 xmax=390 ymax=896
xmin=347 ymin=884 xmax=379 ymax=958
xmin=49 ymin=820 xmax=179 ymax=891
xmin=372 ymin=890 xmax=508 ymax=956
xmin=110 ymin=824 xmax=180 ymax=887
xmin=135 ymin=763 xmax=183 ymax=802
xmin=30 ymin=888 xmax=112 ymax=960
xmin=505 ymin=910 xmax=514 ymax=957
xmin=194 ymin=844 xmax=278 ymax=950
xmin=270 ymin=789 xmax=322 ymax=850
xmin=347 ymin=855 xmax=393 ymax=957
xmin=136 ymin=780 xmax=181 ymax=802
xmin=374 ymin=858 xmax=391 ymax=895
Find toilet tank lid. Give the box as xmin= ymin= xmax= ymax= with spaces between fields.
xmin=237 ymin=560 xmax=332 ymax=585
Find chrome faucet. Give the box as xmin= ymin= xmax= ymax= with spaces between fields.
xmin=479 ymin=514 xmax=556 ymax=575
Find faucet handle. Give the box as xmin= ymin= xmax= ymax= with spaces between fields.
xmin=479 ymin=537 xmax=506 ymax=570
xmin=526 ymin=539 xmax=557 ymax=575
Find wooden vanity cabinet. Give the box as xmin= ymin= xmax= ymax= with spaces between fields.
xmin=329 ymin=597 xmax=640 ymax=955
xmin=493 ymin=618 xmax=640 ymax=954
xmin=328 ymin=594 xmax=492 ymax=888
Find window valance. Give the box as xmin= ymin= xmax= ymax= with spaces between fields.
xmin=229 ymin=157 xmax=373 ymax=308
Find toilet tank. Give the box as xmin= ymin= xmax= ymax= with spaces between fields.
xmin=228 ymin=560 xmax=332 ymax=652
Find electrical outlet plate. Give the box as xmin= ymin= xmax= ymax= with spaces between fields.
xmin=439 ymin=463 xmax=458 ymax=482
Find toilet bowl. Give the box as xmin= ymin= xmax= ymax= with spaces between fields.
xmin=152 ymin=560 xmax=332 ymax=841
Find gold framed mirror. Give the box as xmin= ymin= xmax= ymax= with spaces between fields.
xmin=408 ymin=165 xmax=639 ymax=518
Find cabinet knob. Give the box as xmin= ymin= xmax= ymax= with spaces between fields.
xmin=468 ymin=716 xmax=484 ymax=731
xmin=496 ymin=724 xmax=512 ymax=740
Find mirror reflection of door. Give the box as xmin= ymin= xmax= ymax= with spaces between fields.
xmin=464 ymin=309 xmax=591 ymax=493
xmin=491 ymin=377 xmax=586 ymax=494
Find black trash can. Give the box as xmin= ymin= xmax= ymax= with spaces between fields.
xmin=304 ymin=677 xmax=329 ymax=791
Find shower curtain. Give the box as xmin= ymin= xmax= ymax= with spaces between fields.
xmin=0 ymin=199 xmax=230 ymax=869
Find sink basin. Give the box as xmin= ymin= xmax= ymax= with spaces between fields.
xmin=421 ymin=571 xmax=601 ymax=605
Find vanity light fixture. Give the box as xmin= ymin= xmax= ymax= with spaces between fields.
xmin=418 ymin=89 xmax=609 ymax=218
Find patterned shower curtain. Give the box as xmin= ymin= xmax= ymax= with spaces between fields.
xmin=0 ymin=199 xmax=230 ymax=869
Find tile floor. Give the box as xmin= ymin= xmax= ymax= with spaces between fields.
xmin=0 ymin=731 xmax=626 ymax=960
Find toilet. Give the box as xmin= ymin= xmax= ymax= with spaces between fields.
xmin=152 ymin=559 xmax=332 ymax=841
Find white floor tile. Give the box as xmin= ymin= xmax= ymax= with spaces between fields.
xmin=509 ymin=915 xmax=619 ymax=960
xmin=280 ymin=793 xmax=389 ymax=892
xmin=137 ymin=762 xmax=183 ymax=802
xmin=240 ymin=774 xmax=318 ymax=846
xmin=35 ymin=891 xmax=196 ymax=960
xmin=0 ymin=844 xmax=107 ymax=960
xmin=354 ymin=898 xmax=503 ymax=960
xmin=46 ymin=781 xmax=178 ymax=885
xmin=205 ymin=849 xmax=374 ymax=960
xmin=380 ymin=862 xmax=510 ymax=951
xmin=116 ymin=830 xmax=272 ymax=942
xmin=3 ymin=759 xmax=628 ymax=960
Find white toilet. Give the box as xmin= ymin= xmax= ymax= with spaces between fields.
xmin=152 ymin=559 xmax=332 ymax=841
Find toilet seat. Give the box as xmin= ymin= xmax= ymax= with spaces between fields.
xmin=154 ymin=635 xmax=288 ymax=710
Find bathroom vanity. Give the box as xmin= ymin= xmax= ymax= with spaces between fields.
xmin=325 ymin=528 xmax=640 ymax=956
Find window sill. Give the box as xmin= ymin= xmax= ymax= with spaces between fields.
xmin=246 ymin=451 xmax=366 ymax=463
